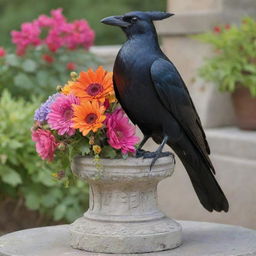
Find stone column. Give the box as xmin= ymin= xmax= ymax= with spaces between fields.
xmin=70 ymin=156 xmax=181 ymax=254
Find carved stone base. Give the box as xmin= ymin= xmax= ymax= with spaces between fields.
xmin=70 ymin=216 xmax=181 ymax=253
xmin=70 ymin=156 xmax=181 ymax=253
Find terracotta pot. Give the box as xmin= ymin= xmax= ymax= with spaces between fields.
xmin=231 ymin=86 xmax=256 ymax=130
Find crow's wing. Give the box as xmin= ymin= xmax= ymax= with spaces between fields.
xmin=150 ymin=58 xmax=215 ymax=173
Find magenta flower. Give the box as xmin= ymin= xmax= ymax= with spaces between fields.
xmin=0 ymin=47 xmax=6 ymax=57
xmin=36 ymin=14 xmax=54 ymax=27
xmin=65 ymin=20 xmax=95 ymax=50
xmin=105 ymin=108 xmax=139 ymax=154
xmin=32 ymin=129 xmax=58 ymax=161
xmin=47 ymin=94 xmax=79 ymax=136
xmin=51 ymin=8 xmax=66 ymax=24
xmin=11 ymin=22 xmax=41 ymax=55
xmin=11 ymin=8 xmax=94 ymax=54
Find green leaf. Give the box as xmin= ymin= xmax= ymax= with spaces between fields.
xmin=65 ymin=206 xmax=82 ymax=222
xmin=101 ymin=146 xmax=117 ymax=159
xmin=9 ymin=140 xmax=23 ymax=149
xmin=25 ymin=193 xmax=40 ymax=210
xmin=14 ymin=73 xmax=34 ymax=89
xmin=36 ymin=70 xmax=49 ymax=87
xmin=22 ymin=59 xmax=37 ymax=72
xmin=2 ymin=170 xmax=22 ymax=186
xmin=122 ymin=154 xmax=128 ymax=160
xmin=53 ymin=204 xmax=67 ymax=221
xmin=41 ymin=194 xmax=58 ymax=208
xmin=36 ymin=171 xmax=56 ymax=186
xmin=80 ymin=143 xmax=90 ymax=156
xmin=5 ymin=54 xmax=19 ymax=67
xmin=0 ymin=154 xmax=8 ymax=164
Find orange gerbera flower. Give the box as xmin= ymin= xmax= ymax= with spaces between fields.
xmin=72 ymin=101 xmax=106 ymax=136
xmin=70 ymin=66 xmax=114 ymax=102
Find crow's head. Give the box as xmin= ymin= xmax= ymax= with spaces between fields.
xmin=101 ymin=11 xmax=174 ymax=37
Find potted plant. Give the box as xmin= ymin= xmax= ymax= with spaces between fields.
xmin=195 ymin=17 xmax=256 ymax=130
xmin=31 ymin=66 xmax=181 ymax=253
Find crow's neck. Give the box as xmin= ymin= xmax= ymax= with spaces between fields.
xmin=125 ymin=31 xmax=161 ymax=52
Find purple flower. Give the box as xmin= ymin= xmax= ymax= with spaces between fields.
xmin=34 ymin=93 xmax=60 ymax=122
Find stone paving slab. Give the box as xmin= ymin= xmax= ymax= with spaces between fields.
xmin=0 ymin=221 xmax=256 ymax=256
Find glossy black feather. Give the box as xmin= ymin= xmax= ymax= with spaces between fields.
xmin=150 ymin=58 xmax=214 ymax=173
xmin=106 ymin=11 xmax=229 ymax=212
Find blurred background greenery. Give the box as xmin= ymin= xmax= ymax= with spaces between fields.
xmin=0 ymin=0 xmax=166 ymax=47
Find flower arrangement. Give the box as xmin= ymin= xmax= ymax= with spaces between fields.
xmin=195 ymin=17 xmax=256 ymax=96
xmin=31 ymin=66 xmax=139 ymax=177
xmin=0 ymin=8 xmax=99 ymax=99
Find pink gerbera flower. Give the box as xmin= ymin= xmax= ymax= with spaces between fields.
xmin=105 ymin=108 xmax=139 ymax=154
xmin=47 ymin=94 xmax=79 ymax=136
xmin=32 ymin=129 xmax=58 ymax=161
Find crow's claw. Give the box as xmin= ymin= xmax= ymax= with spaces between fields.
xmin=143 ymin=151 xmax=172 ymax=159
xmin=136 ymin=149 xmax=150 ymax=158
xmin=142 ymin=151 xmax=175 ymax=171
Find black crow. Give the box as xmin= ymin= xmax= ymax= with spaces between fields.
xmin=101 ymin=11 xmax=229 ymax=212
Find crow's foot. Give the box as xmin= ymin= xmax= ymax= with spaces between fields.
xmin=143 ymin=151 xmax=175 ymax=171
xmin=136 ymin=149 xmax=150 ymax=158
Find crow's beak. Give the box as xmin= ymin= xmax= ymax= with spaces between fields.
xmin=101 ymin=16 xmax=130 ymax=28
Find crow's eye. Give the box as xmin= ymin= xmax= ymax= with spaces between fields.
xmin=131 ymin=17 xmax=138 ymax=23
xmin=123 ymin=16 xmax=138 ymax=23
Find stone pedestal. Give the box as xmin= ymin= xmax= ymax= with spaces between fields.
xmin=70 ymin=156 xmax=181 ymax=253
xmin=1 ymin=221 xmax=256 ymax=255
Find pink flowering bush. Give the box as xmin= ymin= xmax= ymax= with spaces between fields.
xmin=0 ymin=9 xmax=99 ymax=99
xmin=11 ymin=9 xmax=94 ymax=55
xmin=32 ymin=67 xmax=139 ymax=170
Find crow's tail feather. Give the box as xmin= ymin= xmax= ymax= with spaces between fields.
xmin=169 ymin=139 xmax=229 ymax=212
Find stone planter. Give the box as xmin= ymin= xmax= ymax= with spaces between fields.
xmin=70 ymin=155 xmax=181 ymax=254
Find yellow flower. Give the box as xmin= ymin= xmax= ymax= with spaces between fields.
xmin=51 ymin=172 xmax=58 ymax=178
xmin=93 ymin=145 xmax=102 ymax=154
xmin=89 ymin=135 xmax=95 ymax=145
xmin=70 ymin=72 xmax=78 ymax=81
xmin=61 ymin=81 xmax=75 ymax=95
xmin=108 ymin=91 xmax=117 ymax=103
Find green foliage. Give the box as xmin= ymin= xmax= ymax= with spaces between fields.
xmin=0 ymin=90 xmax=89 ymax=222
xmin=194 ymin=17 xmax=256 ymax=96
xmin=0 ymin=46 xmax=99 ymax=99
xmin=0 ymin=0 xmax=166 ymax=47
